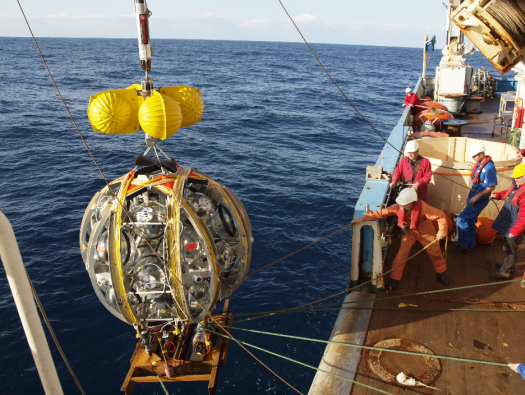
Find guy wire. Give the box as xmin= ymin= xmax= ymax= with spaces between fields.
xmin=26 ymin=270 xmax=86 ymax=395
xmin=17 ymin=2 xmax=302 ymax=393
xmin=236 ymin=238 xmax=439 ymax=323
xmin=277 ymin=0 xmax=507 ymax=206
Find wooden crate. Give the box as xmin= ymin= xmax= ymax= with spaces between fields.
xmin=417 ymin=137 xmax=519 ymax=219
xmin=121 ymin=300 xmax=232 ymax=395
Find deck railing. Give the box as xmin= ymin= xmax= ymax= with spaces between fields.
xmin=349 ymin=78 xmax=424 ymax=289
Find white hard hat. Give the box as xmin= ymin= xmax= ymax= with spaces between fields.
xmin=396 ymin=188 xmax=418 ymax=206
xmin=405 ymin=140 xmax=420 ymax=153
xmin=406 ymin=87 xmax=412 ymax=93
xmin=468 ymin=142 xmax=486 ymax=157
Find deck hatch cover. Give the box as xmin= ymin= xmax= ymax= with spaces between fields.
xmin=367 ymin=339 xmax=442 ymax=386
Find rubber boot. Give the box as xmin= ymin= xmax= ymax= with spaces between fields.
xmin=388 ymin=279 xmax=399 ymax=291
xmin=436 ymin=272 xmax=450 ymax=285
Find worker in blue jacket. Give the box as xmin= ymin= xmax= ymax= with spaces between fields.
xmin=452 ymin=142 xmax=497 ymax=254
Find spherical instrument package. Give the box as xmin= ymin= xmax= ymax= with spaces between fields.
xmin=79 ymin=163 xmax=252 ymax=328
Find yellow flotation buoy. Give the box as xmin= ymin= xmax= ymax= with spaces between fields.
xmin=87 ymin=89 xmax=140 ymax=135
xmin=88 ymin=84 xmax=201 ymax=138
xmin=160 ymin=86 xmax=204 ymax=128
xmin=138 ymin=91 xmax=182 ymax=139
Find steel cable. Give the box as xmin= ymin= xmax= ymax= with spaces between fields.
xmin=25 ymin=270 xmax=86 ymax=395
xmin=277 ymin=0 xmax=506 ymax=211
xmin=486 ymin=0 xmax=525 ymax=48
xmin=247 ymin=222 xmax=353 ymax=276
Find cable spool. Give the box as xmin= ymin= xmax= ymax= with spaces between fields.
xmin=476 ymin=217 xmax=497 ymax=245
xmin=486 ymin=0 xmax=525 ymax=49
xmin=452 ymin=0 xmax=525 ymax=74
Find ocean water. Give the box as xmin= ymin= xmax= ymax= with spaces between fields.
xmin=0 ymin=37 xmax=498 ymax=395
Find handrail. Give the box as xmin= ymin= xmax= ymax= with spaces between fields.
xmin=0 ymin=208 xmax=64 ymax=395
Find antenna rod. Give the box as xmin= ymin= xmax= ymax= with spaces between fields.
xmin=135 ymin=0 xmax=152 ymax=75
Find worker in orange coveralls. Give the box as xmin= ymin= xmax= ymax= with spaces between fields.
xmin=350 ymin=188 xmax=450 ymax=290
xmin=389 ymin=140 xmax=432 ymax=202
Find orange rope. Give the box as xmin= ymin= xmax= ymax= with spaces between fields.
xmin=433 ymin=167 xmax=514 ymax=176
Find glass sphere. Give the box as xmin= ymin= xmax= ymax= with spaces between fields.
xmin=95 ymin=231 xmax=109 ymax=262
xmin=210 ymin=205 xmax=238 ymax=239
xmin=96 ymin=190 xmax=116 ymax=219
xmin=188 ymin=278 xmax=210 ymax=302
xmin=180 ymin=227 xmax=204 ymax=263
xmin=130 ymin=201 xmax=167 ymax=239
xmin=106 ymin=285 xmax=118 ymax=309
xmin=215 ymin=240 xmax=234 ymax=270
xmin=95 ymin=230 xmax=132 ymax=264
xmin=187 ymin=193 xmax=215 ymax=223
xmin=134 ymin=257 xmax=165 ymax=291
xmin=154 ymin=300 xmax=172 ymax=319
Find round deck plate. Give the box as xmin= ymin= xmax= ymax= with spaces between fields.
xmin=367 ymin=339 xmax=441 ymax=386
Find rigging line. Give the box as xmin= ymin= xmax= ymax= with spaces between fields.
xmin=206 ymin=328 xmax=395 ymax=395
xmin=16 ymin=0 xmax=112 ymax=189
xmin=277 ymin=0 xmax=389 ymax=145
xmin=228 ymin=305 xmax=525 ymax=319
xmin=235 ymin=238 xmax=438 ymax=323
xmin=233 ymin=278 xmax=523 ymax=323
xmin=278 ymin=0 xmax=505 ymax=202
xmin=211 ymin=325 xmax=510 ymax=368
xmin=157 ymin=375 xmax=170 ymax=395
xmin=229 ymin=302 xmax=525 ymax=319
xmin=25 ymin=270 xmax=86 ymax=395
xmin=247 ymin=222 xmax=352 ymax=276
xmin=18 ymin=4 xmax=300 ymax=393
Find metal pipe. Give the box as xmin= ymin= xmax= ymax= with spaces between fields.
xmin=423 ymin=34 xmax=428 ymax=78
xmin=0 ymin=208 xmax=63 ymax=395
xmin=446 ymin=1 xmax=453 ymax=46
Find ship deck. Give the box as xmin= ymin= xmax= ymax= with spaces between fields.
xmin=350 ymin=236 xmax=525 ymax=395
xmin=459 ymin=95 xmax=511 ymax=144
xmin=349 ymin=95 xmax=525 ymax=394
xmin=309 ymin=93 xmax=525 ymax=395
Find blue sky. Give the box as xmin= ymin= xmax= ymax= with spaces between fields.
xmin=4 ymin=0 xmax=450 ymax=48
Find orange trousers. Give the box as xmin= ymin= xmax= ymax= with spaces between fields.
xmin=391 ymin=218 xmax=447 ymax=280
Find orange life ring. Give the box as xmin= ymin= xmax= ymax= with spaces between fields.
xmin=475 ymin=217 xmax=496 ymax=244
xmin=416 ymin=110 xmax=454 ymax=131
xmin=422 ymin=101 xmax=448 ymax=111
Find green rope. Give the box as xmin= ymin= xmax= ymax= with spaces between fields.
xmin=211 ymin=325 xmax=508 ymax=368
xmin=229 ymin=304 xmax=525 ymax=319
xmin=207 ymin=328 xmax=395 ymax=395
xmin=233 ymin=278 xmax=523 ymax=323
xmin=157 ymin=375 xmax=170 ymax=395
xmin=235 ymin=239 xmax=440 ymax=324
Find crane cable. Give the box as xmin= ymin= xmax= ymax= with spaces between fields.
xmin=277 ymin=0 xmax=505 ymax=208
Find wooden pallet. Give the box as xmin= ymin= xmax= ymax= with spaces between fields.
xmin=121 ymin=300 xmax=232 ymax=395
